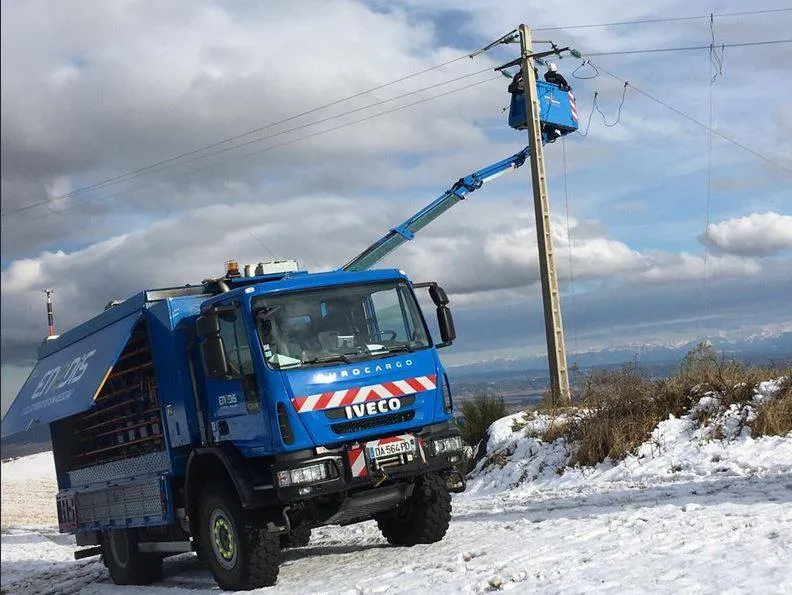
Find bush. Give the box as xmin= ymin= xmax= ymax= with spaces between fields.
xmin=542 ymin=344 xmax=788 ymax=466
xmin=457 ymin=392 xmax=508 ymax=449
xmin=669 ymin=342 xmax=770 ymax=408
xmin=753 ymin=375 xmax=792 ymax=436
xmin=559 ymin=365 xmax=671 ymax=467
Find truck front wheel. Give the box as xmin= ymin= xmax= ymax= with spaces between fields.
xmin=198 ymin=481 xmax=280 ymax=590
xmin=102 ymin=529 xmax=163 ymax=585
xmin=375 ymin=472 xmax=452 ymax=546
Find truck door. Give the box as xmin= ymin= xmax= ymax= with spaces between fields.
xmin=203 ymin=305 xmax=266 ymax=445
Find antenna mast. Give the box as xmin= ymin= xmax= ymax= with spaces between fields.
xmin=43 ymin=288 xmax=56 ymax=337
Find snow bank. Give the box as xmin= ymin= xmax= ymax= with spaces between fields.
xmin=465 ymin=378 xmax=792 ymax=496
xmin=1 ymin=451 xmax=58 ymax=528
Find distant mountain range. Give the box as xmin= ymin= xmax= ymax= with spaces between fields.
xmin=449 ymin=332 xmax=792 ymax=380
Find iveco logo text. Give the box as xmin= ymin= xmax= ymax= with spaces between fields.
xmin=345 ymin=398 xmax=401 ymax=419
xmin=313 ymin=359 xmax=413 ymax=383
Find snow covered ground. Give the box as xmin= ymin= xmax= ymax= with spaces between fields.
xmin=2 ymin=381 xmax=791 ymax=594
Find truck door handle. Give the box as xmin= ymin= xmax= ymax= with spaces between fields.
xmin=218 ymin=420 xmax=230 ymax=436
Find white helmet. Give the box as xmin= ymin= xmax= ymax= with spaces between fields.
xmin=549 ymin=63 xmax=558 ymax=72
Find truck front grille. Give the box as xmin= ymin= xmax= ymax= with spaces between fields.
xmin=324 ymin=395 xmax=416 ymax=420
xmin=331 ymin=411 xmax=415 ymax=435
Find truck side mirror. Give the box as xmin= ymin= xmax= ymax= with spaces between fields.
xmin=436 ymin=306 xmax=455 ymax=348
xmin=201 ymin=335 xmax=230 ymax=379
xmin=429 ymin=285 xmax=449 ymax=306
xmin=196 ymin=312 xmax=220 ymax=338
xmin=414 ymin=282 xmax=455 ymax=348
xmin=196 ymin=311 xmax=229 ymax=378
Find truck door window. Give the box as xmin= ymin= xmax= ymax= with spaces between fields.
xmin=218 ymin=309 xmax=253 ymax=377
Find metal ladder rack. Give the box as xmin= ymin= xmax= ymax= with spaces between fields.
xmin=70 ymin=327 xmax=164 ymax=470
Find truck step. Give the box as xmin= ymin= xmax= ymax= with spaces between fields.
xmin=324 ymin=483 xmax=414 ymax=526
xmin=74 ymin=546 xmax=102 ymax=560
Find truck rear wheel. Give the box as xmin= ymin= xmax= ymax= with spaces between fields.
xmin=375 ymin=472 xmax=451 ymax=546
xmin=102 ymin=529 xmax=163 ymax=585
xmin=198 ymin=481 xmax=280 ymax=590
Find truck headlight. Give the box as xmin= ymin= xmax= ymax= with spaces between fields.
xmin=432 ymin=435 xmax=463 ymax=455
xmin=276 ymin=461 xmax=333 ymax=487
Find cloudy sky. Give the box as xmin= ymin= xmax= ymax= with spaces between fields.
xmin=2 ymin=0 xmax=791 ymax=409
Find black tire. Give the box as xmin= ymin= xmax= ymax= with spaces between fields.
xmin=198 ymin=481 xmax=280 ymax=590
xmin=101 ymin=529 xmax=163 ymax=585
xmin=280 ymin=523 xmax=311 ymax=549
xmin=375 ymin=473 xmax=452 ymax=546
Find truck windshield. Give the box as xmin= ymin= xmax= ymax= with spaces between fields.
xmin=252 ymin=281 xmax=430 ymax=370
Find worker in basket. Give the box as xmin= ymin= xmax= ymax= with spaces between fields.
xmin=544 ymin=62 xmax=570 ymax=91
xmin=507 ymin=63 xmax=569 ymax=142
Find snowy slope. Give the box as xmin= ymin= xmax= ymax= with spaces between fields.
xmin=2 ymin=381 xmax=791 ymax=594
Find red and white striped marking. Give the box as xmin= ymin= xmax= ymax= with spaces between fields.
xmin=349 ymin=447 xmax=368 ymax=478
xmin=569 ymin=91 xmax=578 ymax=122
xmin=292 ymin=375 xmax=437 ymax=413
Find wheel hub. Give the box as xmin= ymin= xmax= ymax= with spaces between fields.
xmin=209 ymin=509 xmax=238 ymax=570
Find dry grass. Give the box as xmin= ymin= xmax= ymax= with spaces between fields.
xmin=541 ymin=344 xmax=789 ymax=467
xmin=555 ymin=365 xmax=680 ymax=467
xmin=753 ymin=376 xmax=792 ymax=436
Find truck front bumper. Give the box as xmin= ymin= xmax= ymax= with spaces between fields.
xmin=271 ymin=422 xmax=464 ymax=503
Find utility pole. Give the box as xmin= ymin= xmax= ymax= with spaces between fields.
xmin=519 ymin=24 xmax=571 ymax=404
xmin=43 ymin=288 xmax=56 ymax=337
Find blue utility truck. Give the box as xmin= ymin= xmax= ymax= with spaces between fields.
xmin=2 ymin=75 xmax=577 ymax=590
xmin=2 ymin=263 xmax=464 ymax=590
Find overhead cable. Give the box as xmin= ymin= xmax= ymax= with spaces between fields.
xmin=584 ymin=38 xmax=791 ymax=57
xmin=533 ymin=8 xmax=792 ymax=32
xmin=6 ymin=75 xmax=502 ymax=225
xmin=1 ymin=54 xmax=484 ymax=218
xmin=591 ymin=63 xmax=792 ymax=176
xmin=2 ymin=66 xmax=492 ymax=218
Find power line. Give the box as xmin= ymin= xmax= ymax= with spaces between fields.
xmin=591 ymin=63 xmax=792 ymax=176
xmin=6 ymin=75 xmax=502 ymax=226
xmin=534 ymin=8 xmax=792 ymax=32
xmin=4 ymin=17 xmax=790 ymax=217
xmin=0 ymin=53 xmax=479 ymax=218
xmin=1 ymin=65 xmax=492 ymax=219
xmin=584 ymin=38 xmax=791 ymax=57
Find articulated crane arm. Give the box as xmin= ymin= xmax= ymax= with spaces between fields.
xmin=341 ymin=145 xmax=533 ymax=272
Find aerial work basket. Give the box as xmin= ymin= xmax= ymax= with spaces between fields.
xmin=509 ymin=79 xmax=579 ymax=137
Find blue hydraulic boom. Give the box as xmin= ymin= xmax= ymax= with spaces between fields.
xmin=342 ymin=78 xmax=578 ymax=272
xmin=342 ymin=146 xmax=531 ymax=272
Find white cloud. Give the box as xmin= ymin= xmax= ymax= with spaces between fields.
xmin=701 ymin=212 xmax=792 ymax=257
xmin=641 ymin=252 xmax=762 ymax=283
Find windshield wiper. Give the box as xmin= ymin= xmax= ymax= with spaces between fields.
xmin=382 ymin=344 xmax=417 ymax=354
xmin=301 ymin=354 xmax=357 ymax=365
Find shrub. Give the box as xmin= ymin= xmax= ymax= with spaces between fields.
xmin=457 ymin=392 xmax=508 ymax=449
xmin=753 ymin=375 xmax=792 ymax=436
xmin=542 ymin=344 xmax=788 ymax=467
xmin=562 ymin=365 xmax=667 ymax=467
xmin=668 ymin=342 xmax=773 ymax=408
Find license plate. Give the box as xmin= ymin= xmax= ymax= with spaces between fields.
xmin=367 ymin=436 xmax=415 ymax=460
